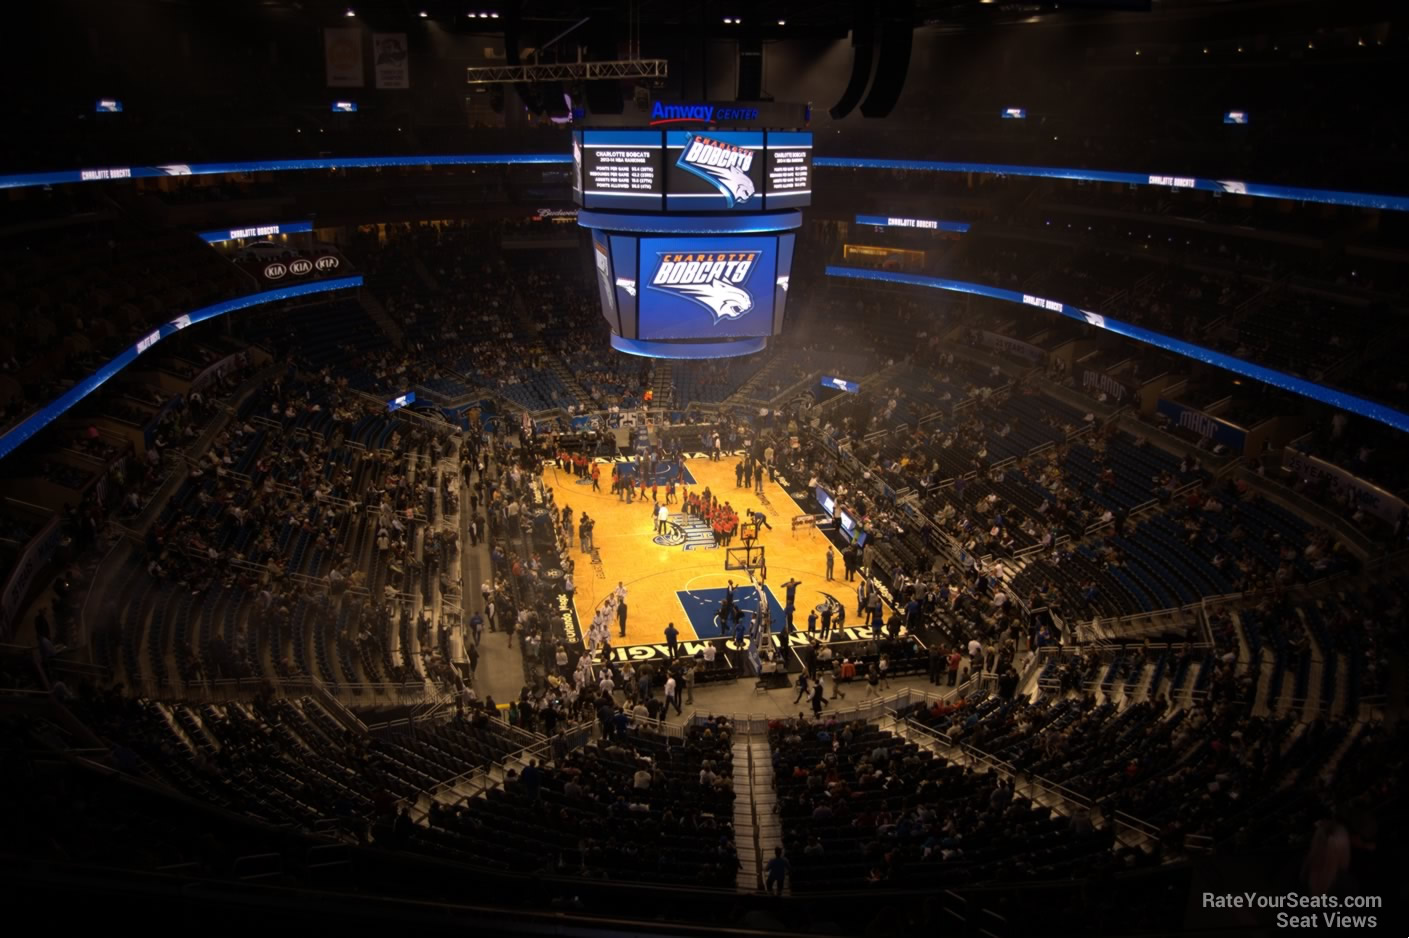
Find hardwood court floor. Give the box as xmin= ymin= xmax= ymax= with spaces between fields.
xmin=540 ymin=455 xmax=845 ymax=647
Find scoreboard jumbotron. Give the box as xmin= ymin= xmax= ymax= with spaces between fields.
xmin=574 ymin=103 xmax=811 ymax=360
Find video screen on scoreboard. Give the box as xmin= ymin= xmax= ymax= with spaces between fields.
xmin=580 ymin=129 xmax=664 ymax=210
xmin=571 ymin=131 xmax=584 ymax=204
xmin=765 ymin=131 xmax=812 ymax=209
xmin=637 ymin=235 xmax=777 ymax=340
xmin=591 ymin=231 xmax=620 ymax=334
xmin=665 ymin=130 xmax=764 ymax=212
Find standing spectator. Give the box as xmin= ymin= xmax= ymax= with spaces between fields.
xmin=664 ymin=672 xmax=681 ymax=715
xmin=664 ymin=622 xmax=679 ymax=659
xmin=765 ymin=847 xmax=790 ymax=896
xmin=618 ymin=599 xmax=629 ymax=638
xmin=825 ymin=546 xmax=835 ymax=581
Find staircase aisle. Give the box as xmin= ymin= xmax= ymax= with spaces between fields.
xmin=653 ymin=361 xmax=675 ymax=407
xmin=548 ymin=357 xmax=591 ymax=409
xmin=733 ymin=738 xmax=780 ymax=893
xmin=412 ymin=257 xmax=440 ymax=292
xmin=359 ymin=291 xmax=405 ymax=346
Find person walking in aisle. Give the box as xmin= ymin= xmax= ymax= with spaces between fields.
xmin=793 ymin=670 xmax=810 ymax=705
xmin=810 ymin=679 xmax=826 ymax=718
xmin=664 ymin=672 xmax=681 ymax=715
xmin=765 ymin=847 xmax=790 ymax=897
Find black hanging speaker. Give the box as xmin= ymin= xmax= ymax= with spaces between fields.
xmin=583 ymin=17 xmax=624 ymax=114
xmin=501 ymin=14 xmax=543 ymax=115
xmin=828 ymin=6 xmax=876 ymax=120
xmin=737 ymin=37 xmax=763 ymax=101
xmin=859 ymin=6 xmax=914 ymax=119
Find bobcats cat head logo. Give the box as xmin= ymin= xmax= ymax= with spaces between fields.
xmin=649 ymin=251 xmax=759 ymax=324
xmin=677 ymin=134 xmax=756 ymax=207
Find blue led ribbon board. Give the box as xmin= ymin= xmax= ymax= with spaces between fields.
xmin=817 ymin=158 xmax=1409 ymax=212
xmin=825 ymin=265 xmax=1409 ymax=433
xmin=0 ymin=277 xmax=363 ymax=461
xmin=3 ymin=150 xmax=1404 ymax=212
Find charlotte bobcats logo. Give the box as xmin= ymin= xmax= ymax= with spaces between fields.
xmin=677 ymin=134 xmax=756 ymax=206
xmin=649 ymin=251 xmax=758 ymax=324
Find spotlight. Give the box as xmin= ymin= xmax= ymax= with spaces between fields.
xmin=419 ymin=10 xmax=428 ymax=17
xmin=345 ymin=8 xmax=355 ymax=16
xmin=491 ymin=11 xmax=499 ymax=17
xmin=777 ymin=19 xmax=786 ymax=25
xmin=723 ymin=17 xmax=734 ymax=24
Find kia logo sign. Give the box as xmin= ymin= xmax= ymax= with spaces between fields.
xmin=314 ymin=255 xmax=340 ymax=272
xmin=264 ymin=262 xmax=287 ymax=280
xmin=288 ymin=258 xmax=314 ymax=276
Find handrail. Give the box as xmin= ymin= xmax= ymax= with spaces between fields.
xmin=79 ymin=535 xmax=128 ymax=650
xmin=747 ymin=742 xmax=763 ymax=892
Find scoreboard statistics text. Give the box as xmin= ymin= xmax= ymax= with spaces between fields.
xmin=573 ymin=129 xmax=812 ymax=212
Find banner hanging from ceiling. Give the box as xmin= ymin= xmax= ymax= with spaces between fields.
xmin=373 ymin=33 xmax=409 ymax=89
xmin=324 ymin=27 xmax=364 ymax=88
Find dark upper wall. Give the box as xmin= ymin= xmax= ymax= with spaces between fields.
xmin=2 ymin=0 xmax=1405 ymax=188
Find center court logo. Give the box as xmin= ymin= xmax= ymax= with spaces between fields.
xmin=649 ymin=251 xmax=758 ymax=324
xmin=676 ymin=134 xmax=755 ymax=206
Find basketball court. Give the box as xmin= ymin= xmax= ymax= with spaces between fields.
xmin=540 ymin=453 xmax=850 ymax=654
